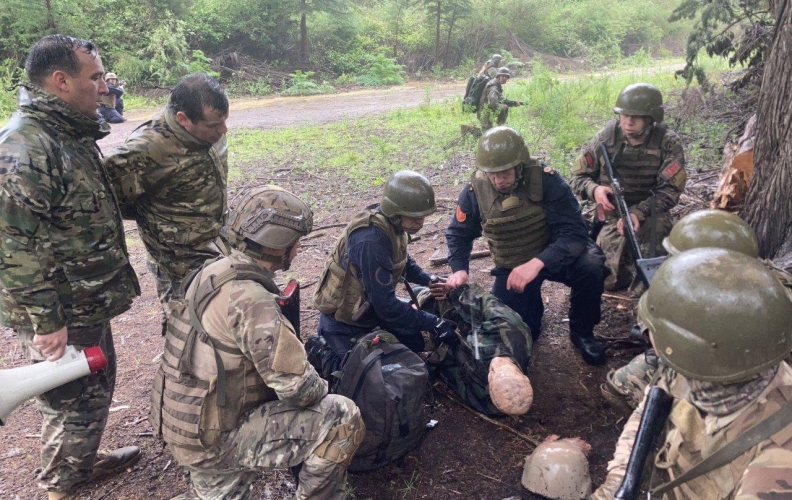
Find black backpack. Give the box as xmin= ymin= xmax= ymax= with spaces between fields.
xmin=335 ymin=331 xmax=429 ymax=472
xmin=462 ymin=74 xmax=489 ymax=112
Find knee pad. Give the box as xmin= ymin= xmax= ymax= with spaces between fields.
xmin=312 ymin=399 xmax=365 ymax=465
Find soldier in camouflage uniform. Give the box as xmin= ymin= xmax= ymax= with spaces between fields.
xmin=477 ymin=53 xmax=503 ymax=78
xmin=478 ymin=68 xmax=522 ymax=132
xmin=592 ymin=248 xmax=792 ymax=499
xmin=0 ymin=35 xmax=142 ymax=500
xmin=570 ymin=83 xmax=687 ymax=292
xmin=604 ymin=209 xmax=792 ymax=411
xmin=152 ymin=186 xmax=364 ymax=500
xmin=104 ymin=73 xmax=230 ymax=335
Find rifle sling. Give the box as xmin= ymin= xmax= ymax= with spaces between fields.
xmin=651 ymin=401 xmax=792 ymax=496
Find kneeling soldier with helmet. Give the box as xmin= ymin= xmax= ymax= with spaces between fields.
xmin=151 ymin=186 xmax=364 ymax=500
xmin=445 ymin=126 xmax=609 ymax=365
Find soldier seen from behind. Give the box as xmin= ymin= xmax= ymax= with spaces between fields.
xmin=477 ymin=53 xmax=503 ymax=78
xmin=591 ymin=248 xmax=792 ymax=498
xmin=105 ymin=73 xmax=231 ymax=336
xmin=0 ymin=34 xmax=142 ymax=500
xmin=311 ymin=170 xmax=456 ymax=373
xmin=570 ymin=83 xmax=686 ymax=294
xmin=478 ymin=67 xmax=522 ymax=132
xmin=445 ymin=126 xmax=609 ymax=365
xmin=152 ymin=186 xmax=364 ymax=500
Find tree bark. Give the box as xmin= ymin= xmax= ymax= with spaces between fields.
xmin=300 ymin=0 xmax=308 ymax=63
xmin=434 ymin=1 xmax=442 ymax=66
xmin=743 ymin=0 xmax=792 ymax=258
xmin=44 ymin=0 xmax=57 ymax=31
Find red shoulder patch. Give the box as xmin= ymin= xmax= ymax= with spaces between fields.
xmin=456 ymin=205 xmax=467 ymax=223
xmin=585 ymin=152 xmax=595 ymax=168
xmin=663 ymin=161 xmax=681 ymax=178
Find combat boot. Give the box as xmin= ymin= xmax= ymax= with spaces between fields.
xmin=91 ymin=446 xmax=142 ymax=480
xmin=569 ymin=331 xmax=606 ymax=366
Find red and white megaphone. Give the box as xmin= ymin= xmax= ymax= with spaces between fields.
xmin=0 ymin=345 xmax=107 ymax=425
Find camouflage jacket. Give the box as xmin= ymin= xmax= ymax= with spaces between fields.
xmin=104 ymin=108 xmax=229 ymax=282
xmin=592 ymin=362 xmax=792 ymax=499
xmin=479 ymin=79 xmax=508 ymax=112
xmin=0 ymin=85 xmax=140 ymax=334
xmin=569 ymin=120 xmax=687 ymax=223
xmin=160 ymin=250 xmax=327 ymax=463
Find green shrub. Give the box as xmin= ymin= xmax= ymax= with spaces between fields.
xmin=0 ymin=58 xmax=21 ymax=121
xmin=282 ymin=71 xmax=335 ymax=96
xmin=354 ymin=54 xmax=404 ymax=86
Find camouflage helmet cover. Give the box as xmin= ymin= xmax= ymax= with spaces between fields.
xmin=227 ymin=185 xmax=313 ymax=253
xmin=380 ymin=170 xmax=437 ymax=218
xmin=663 ymin=209 xmax=759 ymax=258
xmin=496 ymin=67 xmax=511 ymax=78
xmin=522 ymin=437 xmax=592 ymax=499
xmin=476 ymin=126 xmax=531 ymax=173
xmin=614 ymin=83 xmax=664 ymax=123
xmin=638 ymin=248 xmax=792 ymax=383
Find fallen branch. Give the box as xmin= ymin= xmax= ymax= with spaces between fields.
xmin=313 ymin=223 xmax=346 ymax=231
xmin=430 ymin=250 xmax=490 ymax=267
xmin=299 ymin=278 xmax=319 ymax=289
xmin=602 ymin=293 xmax=632 ymax=302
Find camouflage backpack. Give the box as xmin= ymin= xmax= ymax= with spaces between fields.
xmin=424 ymin=284 xmax=533 ymax=415
xmin=335 ymin=330 xmax=429 ymax=472
xmin=463 ymin=74 xmax=490 ymax=112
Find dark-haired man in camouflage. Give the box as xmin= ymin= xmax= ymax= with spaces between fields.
xmin=570 ymin=83 xmax=686 ymax=292
xmin=0 ymin=35 xmax=141 ymax=500
xmin=104 ymin=73 xmax=230 ymax=334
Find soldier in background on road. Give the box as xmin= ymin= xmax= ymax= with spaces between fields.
xmin=152 ymin=185 xmax=364 ymax=500
xmin=591 ymin=248 xmax=792 ymax=499
xmin=105 ymin=73 xmax=230 ymax=335
xmin=445 ymin=127 xmax=609 ymax=366
xmin=478 ymin=67 xmax=522 ymax=132
xmin=98 ymin=72 xmax=125 ymax=123
xmin=477 ymin=53 xmax=503 ymax=78
xmin=570 ymin=83 xmax=686 ymax=293
xmin=311 ymin=170 xmax=455 ymax=372
xmin=0 ymin=35 xmax=142 ymax=500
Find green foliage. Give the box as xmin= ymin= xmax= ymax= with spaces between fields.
xmin=282 ymin=71 xmax=335 ymax=95
xmin=0 ymin=59 xmax=22 ymax=120
xmin=144 ymin=19 xmax=218 ymax=85
xmin=225 ymin=76 xmax=274 ymax=96
xmin=354 ymin=54 xmax=404 ymax=86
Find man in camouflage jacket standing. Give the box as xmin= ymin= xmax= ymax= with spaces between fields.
xmin=570 ymin=83 xmax=686 ymax=292
xmin=153 ymin=186 xmax=364 ymax=500
xmin=0 ymin=35 xmax=141 ymax=500
xmin=104 ymin=73 xmax=230 ymax=334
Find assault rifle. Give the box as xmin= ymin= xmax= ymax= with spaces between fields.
xmin=615 ymin=386 xmax=673 ymax=499
xmin=277 ymin=279 xmax=301 ymax=335
xmin=599 ymin=144 xmax=667 ymax=286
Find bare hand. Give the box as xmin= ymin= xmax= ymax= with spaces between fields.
xmin=445 ymin=270 xmax=469 ymax=289
xmin=429 ymin=278 xmax=449 ymax=301
xmin=617 ymin=213 xmax=640 ymax=236
xmin=593 ymin=186 xmax=615 ymax=211
xmin=506 ymin=259 xmax=545 ymax=293
xmin=33 ymin=326 xmax=68 ymax=361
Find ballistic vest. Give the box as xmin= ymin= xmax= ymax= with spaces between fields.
xmin=654 ymin=365 xmax=792 ymax=499
xmin=599 ymin=119 xmax=667 ymax=207
xmin=470 ymin=163 xmax=549 ymax=269
xmin=313 ymin=207 xmax=408 ymax=328
xmin=99 ymin=92 xmax=116 ymax=109
xmin=150 ymin=256 xmax=281 ymax=451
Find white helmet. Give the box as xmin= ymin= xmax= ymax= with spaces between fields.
xmin=522 ymin=436 xmax=592 ymax=499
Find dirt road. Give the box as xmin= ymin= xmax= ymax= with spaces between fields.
xmin=98 ymin=82 xmax=465 ymax=150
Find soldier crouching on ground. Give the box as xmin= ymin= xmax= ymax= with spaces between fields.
xmin=151 ymin=186 xmax=364 ymax=500
xmin=445 ymin=126 xmax=609 ymax=366
xmin=570 ymin=83 xmax=686 ymax=294
xmin=591 ymin=248 xmax=792 ymax=499
xmin=0 ymin=35 xmax=142 ymax=499
xmin=478 ymin=67 xmax=522 ymax=132
xmin=310 ymin=170 xmax=456 ymax=374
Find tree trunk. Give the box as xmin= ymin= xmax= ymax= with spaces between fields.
xmin=443 ymin=5 xmax=458 ymax=66
xmin=434 ymin=1 xmax=442 ymax=66
xmin=743 ymin=0 xmax=792 ymax=258
xmin=44 ymin=0 xmax=57 ymax=31
xmin=300 ymin=0 xmax=308 ymax=63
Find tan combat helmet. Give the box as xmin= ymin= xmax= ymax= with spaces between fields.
xmin=488 ymin=356 xmax=533 ymax=415
xmin=227 ymin=185 xmax=313 ymax=268
xmin=663 ymin=209 xmax=759 ymax=257
xmin=522 ymin=436 xmax=592 ymax=499
xmin=639 ymin=248 xmax=792 ymax=383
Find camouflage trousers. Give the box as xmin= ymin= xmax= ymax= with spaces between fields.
xmin=172 ymin=395 xmax=364 ymax=500
xmin=147 ymin=255 xmax=183 ymax=336
xmin=478 ymin=106 xmax=508 ymax=132
xmin=17 ymin=322 xmax=116 ymax=493
xmin=605 ymin=349 xmax=659 ymax=409
xmin=596 ymin=211 xmax=673 ymax=292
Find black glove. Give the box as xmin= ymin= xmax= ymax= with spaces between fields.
xmin=432 ymin=318 xmax=458 ymax=345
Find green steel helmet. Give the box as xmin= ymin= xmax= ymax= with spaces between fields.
xmin=638 ymin=248 xmax=792 ymax=383
xmin=227 ymin=185 xmax=313 ymax=255
xmin=663 ymin=209 xmax=759 ymax=258
xmin=614 ymin=83 xmax=664 ymax=123
xmin=491 ymin=54 xmax=503 ymax=65
xmin=380 ymin=170 xmax=437 ymax=218
xmin=476 ymin=126 xmax=531 ymax=173
xmin=496 ymin=67 xmax=511 ymax=78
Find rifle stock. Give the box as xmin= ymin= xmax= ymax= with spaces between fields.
xmin=615 ymin=386 xmax=674 ymax=499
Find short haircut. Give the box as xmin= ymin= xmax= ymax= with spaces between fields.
xmin=168 ymin=73 xmax=228 ymax=123
xmin=25 ymin=35 xmax=98 ymax=86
